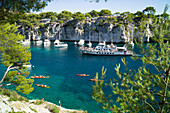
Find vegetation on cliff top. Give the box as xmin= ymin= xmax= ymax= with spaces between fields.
xmin=10 ymin=5 xmax=168 ymax=38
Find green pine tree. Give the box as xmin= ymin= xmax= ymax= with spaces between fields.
xmin=0 ymin=23 xmax=34 ymax=94
xmin=92 ymin=5 xmax=170 ymax=112
xmin=0 ymin=0 xmax=52 ymax=95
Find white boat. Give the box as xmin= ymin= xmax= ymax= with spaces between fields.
xmin=54 ymin=39 xmax=68 ymax=47
xmin=74 ymin=41 xmax=77 ymax=45
xmin=23 ymin=62 xmax=34 ymax=68
xmin=22 ymin=40 xmax=30 ymax=46
xmin=80 ymin=42 xmax=133 ymax=56
xmin=44 ymin=39 xmax=51 ymax=46
xmin=23 ymin=64 xmax=32 ymax=68
xmin=78 ymin=39 xmax=85 ymax=46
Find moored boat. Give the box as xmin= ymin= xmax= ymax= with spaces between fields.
xmin=54 ymin=39 xmax=68 ymax=47
xmin=22 ymin=39 xmax=30 ymax=46
xmin=80 ymin=42 xmax=133 ymax=56
xmin=36 ymin=84 xmax=50 ymax=88
xmin=23 ymin=61 xmax=33 ymax=68
xmin=76 ymin=74 xmax=90 ymax=76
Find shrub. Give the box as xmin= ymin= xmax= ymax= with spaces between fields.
xmin=18 ymin=96 xmax=29 ymax=102
xmin=29 ymin=107 xmax=37 ymax=112
xmin=40 ymin=23 xmax=45 ymax=28
xmin=58 ymin=20 xmax=64 ymax=24
xmin=0 ymin=88 xmax=11 ymax=96
xmin=34 ymin=99 xmax=44 ymax=105
xmin=51 ymin=106 xmax=60 ymax=113
xmin=9 ymin=96 xmax=18 ymax=101
xmin=0 ymin=88 xmax=29 ymax=102
xmin=45 ymin=104 xmax=60 ymax=113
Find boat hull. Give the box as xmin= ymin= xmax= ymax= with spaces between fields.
xmin=82 ymin=51 xmax=133 ymax=56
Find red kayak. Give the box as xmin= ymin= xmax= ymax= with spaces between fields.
xmin=89 ymin=79 xmax=101 ymax=81
xmin=76 ymin=74 xmax=90 ymax=76
xmin=31 ymin=75 xmax=49 ymax=78
xmin=35 ymin=84 xmax=50 ymax=88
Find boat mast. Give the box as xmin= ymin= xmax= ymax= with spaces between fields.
xmin=58 ymin=30 xmax=60 ymax=40
xmin=98 ymin=32 xmax=100 ymax=43
xmin=89 ymin=30 xmax=91 ymax=44
xmin=111 ymin=31 xmax=113 ymax=45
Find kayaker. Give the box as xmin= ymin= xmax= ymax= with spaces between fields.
xmin=59 ymin=100 xmax=61 ymax=106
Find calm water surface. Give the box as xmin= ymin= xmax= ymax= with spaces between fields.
xmin=0 ymin=42 xmax=150 ymax=113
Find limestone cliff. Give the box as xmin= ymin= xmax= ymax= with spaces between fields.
xmin=17 ymin=16 xmax=152 ymax=43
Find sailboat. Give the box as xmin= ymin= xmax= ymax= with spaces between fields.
xmin=22 ymin=39 xmax=30 ymax=46
xmin=54 ymin=31 xmax=68 ymax=47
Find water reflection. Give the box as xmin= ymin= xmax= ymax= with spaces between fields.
xmin=55 ymin=47 xmax=68 ymax=51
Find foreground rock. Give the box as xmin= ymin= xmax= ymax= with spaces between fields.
xmin=0 ymin=95 xmax=85 ymax=113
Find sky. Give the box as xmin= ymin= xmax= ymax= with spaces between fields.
xmin=37 ymin=0 xmax=170 ymax=14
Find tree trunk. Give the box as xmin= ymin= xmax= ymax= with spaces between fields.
xmin=0 ymin=83 xmax=13 ymax=87
xmin=0 ymin=64 xmax=13 ymax=85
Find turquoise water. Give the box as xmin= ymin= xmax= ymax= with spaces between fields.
xmin=1 ymin=42 xmax=148 ymax=113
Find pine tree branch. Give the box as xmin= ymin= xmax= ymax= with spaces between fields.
xmin=154 ymin=93 xmax=164 ymax=97
xmin=144 ymin=55 xmax=163 ymax=77
xmin=147 ymin=90 xmax=161 ymax=110
xmin=160 ymin=69 xmax=169 ymax=113
xmin=137 ymin=42 xmax=163 ymax=78
xmin=0 ymin=83 xmax=14 ymax=87
xmin=145 ymin=100 xmax=156 ymax=112
xmin=0 ymin=64 xmax=13 ymax=85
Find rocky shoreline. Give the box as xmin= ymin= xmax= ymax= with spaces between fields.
xmin=0 ymin=93 xmax=85 ymax=113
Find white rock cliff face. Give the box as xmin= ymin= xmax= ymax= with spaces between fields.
xmin=18 ymin=17 xmax=152 ymax=43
